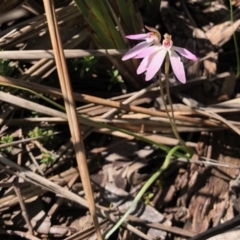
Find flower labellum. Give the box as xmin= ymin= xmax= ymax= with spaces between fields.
xmin=122 ymin=28 xmax=198 ymax=83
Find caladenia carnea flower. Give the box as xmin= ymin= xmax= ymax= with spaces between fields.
xmin=122 ymin=26 xmax=161 ymax=61
xmin=122 ymin=28 xmax=198 ymax=83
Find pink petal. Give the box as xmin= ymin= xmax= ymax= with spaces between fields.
xmin=122 ymin=41 xmax=151 ymax=61
xmin=137 ymin=55 xmax=151 ymax=75
xmin=135 ymin=45 xmax=162 ymax=59
xmin=169 ymin=50 xmax=186 ymax=83
xmin=125 ymin=33 xmax=149 ymax=40
xmin=145 ymin=49 xmax=167 ymax=81
xmin=172 ymin=46 xmax=198 ymax=60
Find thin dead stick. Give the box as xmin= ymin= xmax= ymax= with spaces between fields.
xmin=195 ymin=108 xmax=240 ymax=136
xmin=17 ymin=129 xmax=23 ymax=166
xmin=47 ymin=173 xmax=79 ymax=217
xmin=0 ymin=229 xmax=41 ymax=240
xmin=105 ymin=0 xmax=128 ymax=45
xmin=42 ymin=1 xmax=102 ymax=239
xmin=92 ymin=80 xmax=159 ymax=143
xmin=25 ymin=140 xmax=45 ymax=176
xmin=0 ymin=182 xmax=34 ymax=231
xmin=64 ymin=219 xmax=109 ymax=240
xmin=0 ymin=49 xmax=125 ymax=59
xmin=13 ymin=185 xmax=34 ymax=235
xmin=102 ymin=80 xmax=159 ymax=118
xmin=177 ymin=157 xmax=240 ymax=168
xmin=0 ymin=135 xmax=58 ymax=149
xmin=127 ymin=215 xmax=196 ymax=238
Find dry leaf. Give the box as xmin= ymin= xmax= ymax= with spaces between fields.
xmin=206 ymin=20 xmax=240 ymax=46
xmin=203 ymin=51 xmax=218 ymax=75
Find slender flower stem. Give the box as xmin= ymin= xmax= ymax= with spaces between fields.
xmin=105 ymin=145 xmax=192 ymax=239
xmin=158 ymin=53 xmax=186 ymax=147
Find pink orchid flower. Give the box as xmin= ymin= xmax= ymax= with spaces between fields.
xmin=122 ymin=26 xmax=161 ymax=61
xmin=122 ymin=28 xmax=198 ymax=83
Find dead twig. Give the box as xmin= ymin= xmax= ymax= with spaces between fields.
xmin=25 ymin=140 xmax=44 ymax=176
xmin=0 ymin=229 xmax=41 ymax=240
xmin=0 ymin=49 xmax=125 ymax=59
xmin=42 ymin=0 xmax=102 ymax=239
xmin=13 ymin=184 xmax=34 ymax=235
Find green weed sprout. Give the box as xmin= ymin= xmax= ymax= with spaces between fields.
xmin=0 ymin=135 xmax=14 ymax=152
xmin=107 ymin=69 xmax=124 ymax=91
xmin=40 ymin=151 xmax=56 ymax=163
xmin=0 ymin=58 xmax=14 ymax=77
xmin=28 ymin=127 xmax=53 ymax=142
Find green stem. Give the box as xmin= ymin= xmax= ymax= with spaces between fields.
xmin=158 ymin=53 xmax=186 ymax=147
xmin=105 ymin=145 xmax=191 ymax=239
xmin=229 ymin=0 xmax=240 ymax=77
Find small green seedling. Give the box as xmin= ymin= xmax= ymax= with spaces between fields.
xmin=40 ymin=151 xmax=56 ymax=164
xmin=0 ymin=58 xmax=14 ymax=76
xmin=0 ymin=135 xmax=14 ymax=152
xmin=28 ymin=127 xmax=53 ymax=142
xmin=107 ymin=69 xmax=124 ymax=91
xmin=143 ymin=192 xmax=154 ymax=205
xmin=71 ymin=56 xmax=98 ymax=77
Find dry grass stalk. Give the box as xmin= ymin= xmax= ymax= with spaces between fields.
xmin=42 ymin=0 xmax=102 ymax=239
xmin=0 ymin=49 xmax=125 ymax=59
xmin=12 ymin=185 xmax=34 ymax=234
